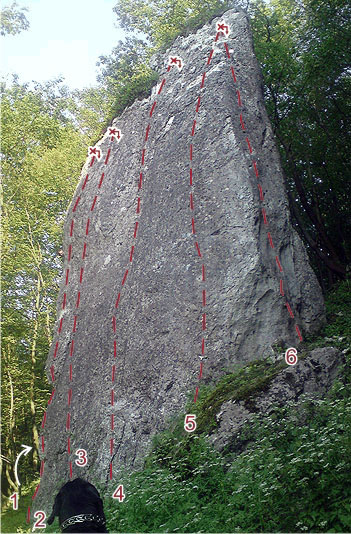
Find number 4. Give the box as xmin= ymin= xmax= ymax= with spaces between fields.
xmin=113 ymin=484 xmax=125 ymax=502
xmin=184 ymin=414 xmax=196 ymax=432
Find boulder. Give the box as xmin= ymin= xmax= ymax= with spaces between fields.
xmin=33 ymin=7 xmax=325 ymax=516
xmin=209 ymin=347 xmax=344 ymax=453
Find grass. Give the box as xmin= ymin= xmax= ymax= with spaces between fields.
xmin=103 ymin=379 xmax=351 ymax=533
xmin=1 ymin=478 xmax=38 ymax=533
xmin=104 ymin=278 xmax=351 ymax=532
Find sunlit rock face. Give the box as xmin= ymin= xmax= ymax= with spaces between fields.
xmin=33 ymin=7 xmax=325 ymax=516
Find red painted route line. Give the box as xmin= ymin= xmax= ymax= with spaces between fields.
xmin=63 ymin=148 xmax=114 ymax=479
xmin=218 ymin=35 xmax=303 ymax=343
xmin=29 ymin=25 xmax=305 ymax=523
xmin=108 ymin=65 xmax=178 ymax=478
xmin=29 ymin=145 xmax=114 ymax=521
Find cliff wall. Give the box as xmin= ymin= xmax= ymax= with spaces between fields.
xmin=33 ymin=7 xmax=325 ymax=515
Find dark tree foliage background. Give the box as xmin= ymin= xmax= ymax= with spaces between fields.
xmin=249 ymin=0 xmax=351 ymax=290
xmin=1 ymin=0 xmax=350 ymax=504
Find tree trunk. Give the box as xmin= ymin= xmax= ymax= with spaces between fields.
xmin=3 ymin=347 xmax=18 ymax=495
xmin=29 ymin=276 xmax=40 ymax=472
xmin=25 ymin=209 xmax=41 ymax=473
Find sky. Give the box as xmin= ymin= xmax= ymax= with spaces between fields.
xmin=1 ymin=0 xmax=142 ymax=90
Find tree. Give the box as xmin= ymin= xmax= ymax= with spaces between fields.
xmin=98 ymin=1 xmax=247 ymax=122
xmin=1 ymin=77 xmax=89 ymax=492
xmin=112 ymin=0 xmax=249 ymax=49
xmin=0 ymin=1 xmax=29 ymax=36
xmin=107 ymin=0 xmax=350 ymax=288
xmin=249 ymin=0 xmax=351 ymax=288
xmin=96 ymin=36 xmax=159 ymax=122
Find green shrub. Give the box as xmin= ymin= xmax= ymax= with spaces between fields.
xmin=103 ymin=380 xmax=351 ymax=533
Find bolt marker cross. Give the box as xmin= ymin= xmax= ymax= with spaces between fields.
xmin=217 ymin=21 xmax=230 ymax=36
xmin=168 ymin=56 xmax=183 ymax=71
xmin=88 ymin=146 xmax=102 ymax=160
xmin=108 ymin=128 xmax=122 ymax=142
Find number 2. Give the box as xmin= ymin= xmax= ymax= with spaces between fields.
xmin=34 ymin=511 xmax=46 ymax=529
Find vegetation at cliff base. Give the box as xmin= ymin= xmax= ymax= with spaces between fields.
xmin=101 ymin=381 xmax=351 ymax=533
xmin=2 ymin=279 xmax=350 ymax=533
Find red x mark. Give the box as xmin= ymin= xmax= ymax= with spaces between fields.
xmin=88 ymin=147 xmax=101 ymax=159
xmin=217 ymin=22 xmax=229 ymax=35
xmin=109 ymin=128 xmax=121 ymax=139
xmin=169 ymin=56 xmax=182 ymax=70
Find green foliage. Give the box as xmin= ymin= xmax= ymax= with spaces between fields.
xmin=112 ymin=0 xmax=243 ymax=50
xmin=3 ymin=273 xmax=350 ymax=532
xmin=6 ymin=383 xmax=351 ymax=532
xmin=100 ymin=370 xmax=351 ymax=533
xmin=2 ymin=0 xmax=351 ymax=530
xmin=323 ymin=279 xmax=351 ymax=339
xmin=97 ymin=1 xmax=244 ymax=124
xmin=66 ymin=86 xmax=114 ymax=141
xmin=1 ymin=77 xmax=90 ymax=490
xmin=108 ymin=62 xmax=159 ymax=119
xmin=101 ymin=284 xmax=351 ymax=533
xmin=1 ymin=477 xmax=38 ymax=533
xmin=0 ymin=1 xmax=29 ymax=36
xmin=303 ymin=278 xmax=351 ymax=352
xmin=96 ymin=37 xmax=160 ymax=124
xmin=103 ymin=0 xmax=351 ymax=288
xmin=250 ymin=0 xmax=351 ymax=286
xmin=193 ymin=358 xmax=286 ymax=432
xmin=142 ymin=357 xmax=288 ymax=473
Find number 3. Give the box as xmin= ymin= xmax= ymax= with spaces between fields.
xmin=75 ymin=449 xmax=87 ymax=466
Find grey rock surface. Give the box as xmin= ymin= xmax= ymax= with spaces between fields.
xmin=209 ymin=347 xmax=344 ymax=453
xmin=33 ymin=7 xmax=325 ymax=515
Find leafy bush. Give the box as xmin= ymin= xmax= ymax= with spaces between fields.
xmin=304 ymin=278 xmax=351 ymax=352
xmin=103 ymin=378 xmax=351 ymax=533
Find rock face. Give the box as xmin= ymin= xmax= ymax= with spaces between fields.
xmin=34 ymin=7 xmax=325 ymax=515
xmin=209 ymin=347 xmax=344 ymax=454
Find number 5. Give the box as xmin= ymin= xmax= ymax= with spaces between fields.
xmin=184 ymin=414 xmax=196 ymax=432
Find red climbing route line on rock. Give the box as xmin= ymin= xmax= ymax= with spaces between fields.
xmin=29 ymin=152 xmax=97 ymax=515
xmin=29 ymin=19 xmax=306 ymax=524
xmin=109 ymin=70 xmax=170 ymax=479
xmin=216 ymin=29 xmax=303 ymax=343
xmin=184 ymin=20 xmax=304 ymax=414
xmin=189 ymin=49 xmax=213 ymax=405
xmin=29 ymin=131 xmax=122 ymax=521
